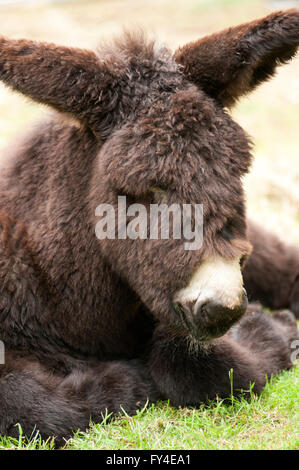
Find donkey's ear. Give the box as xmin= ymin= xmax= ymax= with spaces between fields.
xmin=175 ymin=9 xmax=299 ymax=107
xmin=0 ymin=37 xmax=118 ymax=137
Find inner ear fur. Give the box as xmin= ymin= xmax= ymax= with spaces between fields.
xmin=175 ymin=9 xmax=299 ymax=107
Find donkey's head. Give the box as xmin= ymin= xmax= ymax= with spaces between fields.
xmin=91 ymin=10 xmax=299 ymax=340
xmin=1 ymin=10 xmax=297 ymax=340
xmin=91 ymin=32 xmax=253 ymax=340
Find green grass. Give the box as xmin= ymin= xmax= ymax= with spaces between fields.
xmin=0 ymin=366 xmax=298 ymax=450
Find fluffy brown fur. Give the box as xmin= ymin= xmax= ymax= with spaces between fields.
xmin=0 ymin=10 xmax=298 ymax=445
xmin=244 ymin=222 xmax=299 ymax=316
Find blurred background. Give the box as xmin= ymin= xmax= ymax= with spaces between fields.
xmin=0 ymin=0 xmax=298 ymax=244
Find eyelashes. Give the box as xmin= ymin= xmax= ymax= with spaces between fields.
xmin=219 ymin=222 xmax=234 ymax=241
xmin=149 ymin=187 xmax=168 ymax=204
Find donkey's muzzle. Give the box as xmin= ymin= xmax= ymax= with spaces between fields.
xmin=173 ymin=289 xmax=248 ymax=340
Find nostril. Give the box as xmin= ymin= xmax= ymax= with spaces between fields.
xmin=193 ymin=297 xmax=208 ymax=318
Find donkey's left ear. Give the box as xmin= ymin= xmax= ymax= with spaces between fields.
xmin=175 ymin=9 xmax=299 ymax=107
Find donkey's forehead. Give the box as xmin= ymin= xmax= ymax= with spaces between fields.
xmin=97 ymin=32 xmax=240 ymax=136
xmin=98 ymin=31 xmax=252 ymax=185
xmin=131 ymin=86 xmax=250 ymax=168
xmin=104 ymin=85 xmax=252 ymax=211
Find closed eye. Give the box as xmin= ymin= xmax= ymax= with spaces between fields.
xmin=149 ymin=187 xmax=168 ymax=204
xmin=220 ymin=222 xmax=234 ymax=241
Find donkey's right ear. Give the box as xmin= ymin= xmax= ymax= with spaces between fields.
xmin=0 ymin=37 xmax=119 ymax=138
xmin=175 ymin=9 xmax=299 ymax=107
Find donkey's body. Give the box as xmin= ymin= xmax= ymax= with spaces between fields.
xmin=0 ymin=10 xmax=298 ymax=445
xmin=0 ymin=117 xmax=153 ymax=360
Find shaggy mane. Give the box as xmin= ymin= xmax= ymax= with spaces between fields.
xmin=96 ymin=29 xmax=179 ymax=75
